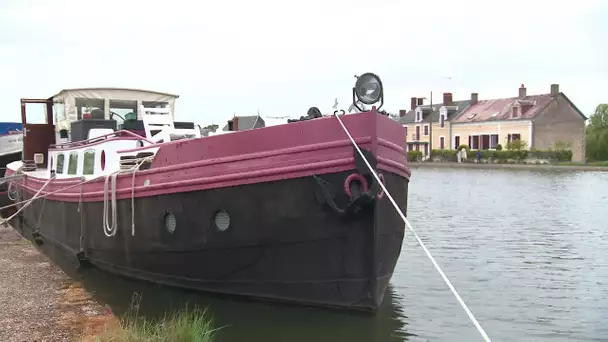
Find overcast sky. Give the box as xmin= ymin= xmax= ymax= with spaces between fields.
xmin=1 ymin=0 xmax=606 ymax=127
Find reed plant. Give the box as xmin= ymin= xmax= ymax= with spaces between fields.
xmin=95 ymin=293 xmax=217 ymax=342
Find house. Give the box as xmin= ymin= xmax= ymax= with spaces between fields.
xmin=221 ymin=115 xmax=265 ymax=131
xmin=450 ymin=84 xmax=587 ymax=162
xmin=398 ymin=93 xmax=470 ymax=158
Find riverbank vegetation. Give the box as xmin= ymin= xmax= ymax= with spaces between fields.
xmin=94 ymin=294 xmax=216 ymax=342
xmin=585 ymin=104 xmax=608 ymax=162
xmin=407 ymin=141 xmax=573 ymax=164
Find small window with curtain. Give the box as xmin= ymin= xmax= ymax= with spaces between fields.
xmin=56 ymin=154 xmax=65 ymax=174
xmin=83 ymin=149 xmax=95 ymax=175
xmin=68 ymin=151 xmax=79 ymax=175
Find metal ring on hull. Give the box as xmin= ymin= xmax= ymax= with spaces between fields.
xmin=344 ymin=173 xmax=369 ymax=198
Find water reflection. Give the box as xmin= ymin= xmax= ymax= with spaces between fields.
xmin=29 ymin=167 xmax=608 ymax=341
xmin=40 ymin=241 xmax=412 ymax=342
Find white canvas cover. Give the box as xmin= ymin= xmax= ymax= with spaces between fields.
xmin=51 ymin=88 xmax=179 ymax=132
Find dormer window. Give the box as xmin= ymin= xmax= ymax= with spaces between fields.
xmin=512 ymin=105 xmax=520 ymax=118
xmin=439 ymin=107 xmax=448 ymax=128
xmin=415 ymin=109 xmax=422 ymax=122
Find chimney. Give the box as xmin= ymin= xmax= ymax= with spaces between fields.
xmin=417 ymin=98 xmax=424 ymax=106
xmin=233 ymin=117 xmax=239 ymax=131
xmin=550 ymin=84 xmax=559 ymax=97
xmin=227 ymin=120 xmax=234 ymax=131
xmin=443 ymin=92 xmax=453 ymax=106
xmin=410 ymin=97 xmax=417 ymax=110
xmin=519 ymin=84 xmax=527 ymax=98
xmin=399 ymin=109 xmax=408 ymax=117
xmin=471 ymin=93 xmax=478 ymax=104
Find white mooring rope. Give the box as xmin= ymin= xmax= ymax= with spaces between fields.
xmin=102 ymin=156 xmax=154 ymax=237
xmin=333 ymin=112 xmax=491 ymax=342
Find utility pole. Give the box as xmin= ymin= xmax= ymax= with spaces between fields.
xmin=429 ymin=90 xmax=433 ymax=156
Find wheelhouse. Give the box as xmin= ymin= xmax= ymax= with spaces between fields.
xmin=19 ymin=87 xmax=199 ymax=179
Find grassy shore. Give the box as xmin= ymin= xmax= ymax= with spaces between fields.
xmin=408 ymin=161 xmax=608 ymax=172
xmin=93 ymin=294 xmax=217 ymax=342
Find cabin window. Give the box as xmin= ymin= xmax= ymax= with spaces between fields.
xmin=83 ymin=149 xmax=95 ymax=175
xmin=56 ymin=154 xmax=65 ymax=174
xmin=67 ymin=151 xmax=79 ymax=175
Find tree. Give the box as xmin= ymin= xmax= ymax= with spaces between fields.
xmin=586 ymin=104 xmax=608 ymax=161
xmin=203 ymin=124 xmax=219 ymax=132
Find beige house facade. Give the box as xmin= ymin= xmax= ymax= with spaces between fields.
xmin=399 ymin=84 xmax=588 ymax=162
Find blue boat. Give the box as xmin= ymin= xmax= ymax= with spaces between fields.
xmin=0 ymin=122 xmax=23 ymax=217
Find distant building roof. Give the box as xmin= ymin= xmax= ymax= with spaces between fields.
xmin=452 ymin=94 xmax=551 ymax=123
xmin=222 ymin=115 xmax=265 ymax=131
xmin=398 ymin=100 xmax=471 ymax=124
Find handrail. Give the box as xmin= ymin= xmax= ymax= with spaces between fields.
xmin=49 ymin=130 xmax=153 ymax=149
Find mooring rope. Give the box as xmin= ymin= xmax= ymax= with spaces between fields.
xmin=102 ymin=172 xmax=119 ymax=237
xmin=101 ymin=156 xmax=153 ymax=237
xmin=0 ymin=174 xmax=55 ymax=225
xmin=333 ymin=112 xmax=491 ymax=342
xmin=1 ymin=156 xmax=153 ymax=238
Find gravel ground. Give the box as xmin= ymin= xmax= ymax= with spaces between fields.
xmin=0 ymin=224 xmax=118 ymax=341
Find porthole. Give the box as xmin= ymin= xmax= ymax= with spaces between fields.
xmin=100 ymin=150 xmax=106 ymax=171
xmin=214 ymin=210 xmax=231 ymax=231
xmin=164 ymin=211 xmax=177 ymax=234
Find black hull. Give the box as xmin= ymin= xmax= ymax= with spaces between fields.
xmin=12 ymin=170 xmax=408 ymax=312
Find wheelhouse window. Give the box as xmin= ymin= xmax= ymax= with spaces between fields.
xmin=83 ymin=149 xmax=95 ymax=175
xmin=110 ymin=99 xmax=138 ymax=125
xmin=53 ymin=102 xmax=66 ymax=123
xmin=68 ymin=151 xmax=79 ymax=175
xmin=56 ymin=154 xmax=65 ymax=174
xmin=75 ymin=98 xmax=105 ymax=120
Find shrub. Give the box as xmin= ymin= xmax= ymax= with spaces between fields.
xmin=506 ymin=139 xmax=527 ymax=151
xmin=430 ymin=149 xmax=458 ymax=162
xmin=407 ymin=150 xmax=423 ymax=162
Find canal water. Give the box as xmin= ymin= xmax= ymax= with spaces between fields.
xmin=65 ymin=167 xmax=608 ymax=341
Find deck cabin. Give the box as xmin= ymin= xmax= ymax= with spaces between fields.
xmin=19 ymin=88 xmax=201 ymax=179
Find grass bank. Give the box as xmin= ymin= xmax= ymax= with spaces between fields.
xmin=408 ymin=161 xmax=608 ymax=172
xmin=92 ymin=294 xmax=217 ymax=342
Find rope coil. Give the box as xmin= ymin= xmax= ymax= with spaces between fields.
xmin=333 ymin=112 xmax=491 ymax=342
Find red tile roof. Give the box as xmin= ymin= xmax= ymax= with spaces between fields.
xmin=452 ymin=94 xmax=554 ymax=123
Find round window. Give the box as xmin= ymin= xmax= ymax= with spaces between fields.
xmin=214 ymin=210 xmax=231 ymax=231
xmin=164 ymin=211 xmax=177 ymax=234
